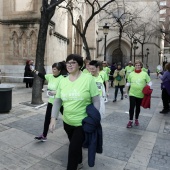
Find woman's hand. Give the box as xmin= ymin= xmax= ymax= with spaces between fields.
xmin=49 ymin=117 xmax=56 ymax=133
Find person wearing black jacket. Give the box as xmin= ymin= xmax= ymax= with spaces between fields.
xmin=23 ymin=60 xmax=34 ymax=88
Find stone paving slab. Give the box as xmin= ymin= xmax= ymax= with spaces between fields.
xmin=0 ymin=75 xmax=170 ymax=170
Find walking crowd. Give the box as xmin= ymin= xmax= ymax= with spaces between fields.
xmin=23 ymin=54 xmax=170 ymax=170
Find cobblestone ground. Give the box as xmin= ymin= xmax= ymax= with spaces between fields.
xmin=0 ymin=74 xmax=170 ymax=170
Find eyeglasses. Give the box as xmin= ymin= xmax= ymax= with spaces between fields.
xmin=66 ymin=61 xmax=77 ymax=66
xmin=135 ymin=65 xmax=141 ymax=66
xmin=102 ymin=63 xmax=106 ymax=64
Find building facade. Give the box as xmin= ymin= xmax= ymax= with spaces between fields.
xmin=159 ymin=0 xmax=170 ymax=65
xmin=0 ymin=0 xmax=164 ymax=82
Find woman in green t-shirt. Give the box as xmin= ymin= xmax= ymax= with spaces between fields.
xmin=125 ymin=60 xmax=152 ymax=128
xmin=34 ymin=62 xmax=67 ymax=141
xmin=49 ymin=54 xmax=100 ymax=170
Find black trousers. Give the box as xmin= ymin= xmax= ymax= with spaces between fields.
xmin=162 ymin=88 xmax=170 ymax=110
xmin=114 ymin=85 xmax=124 ymax=99
xmin=64 ymin=122 xmax=85 ymax=170
xmin=43 ymin=103 xmax=63 ymax=137
xmin=129 ymin=96 xmax=143 ymax=120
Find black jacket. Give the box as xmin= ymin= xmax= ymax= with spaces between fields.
xmin=82 ymin=104 xmax=103 ymax=167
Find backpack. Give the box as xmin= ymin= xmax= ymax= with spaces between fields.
xmin=116 ymin=75 xmax=122 ymax=81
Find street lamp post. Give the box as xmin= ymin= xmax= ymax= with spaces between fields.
xmin=145 ymin=48 xmax=149 ymax=66
xmin=103 ymin=23 xmax=109 ymax=61
xmin=133 ymin=39 xmax=138 ymax=63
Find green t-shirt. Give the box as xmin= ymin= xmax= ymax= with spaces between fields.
xmin=83 ymin=68 xmax=90 ymax=74
xmin=142 ymin=67 xmax=147 ymax=73
xmin=125 ymin=66 xmax=134 ymax=79
xmin=56 ymin=73 xmax=99 ymax=126
xmin=128 ymin=71 xmax=151 ymax=98
xmin=103 ymin=67 xmax=111 ymax=80
xmin=45 ymin=74 xmax=64 ymax=104
xmin=99 ymin=70 xmax=108 ymax=81
xmin=93 ymin=75 xmax=104 ymax=96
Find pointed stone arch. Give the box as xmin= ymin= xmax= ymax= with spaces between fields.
xmin=21 ymin=31 xmax=28 ymax=58
xmin=29 ymin=30 xmax=37 ymax=58
xmin=12 ymin=31 xmax=19 ymax=58
xmin=106 ymin=38 xmax=131 ymax=65
xmin=74 ymin=16 xmax=83 ymax=55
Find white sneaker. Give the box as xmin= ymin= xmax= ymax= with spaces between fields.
xmin=77 ymin=163 xmax=83 ymax=170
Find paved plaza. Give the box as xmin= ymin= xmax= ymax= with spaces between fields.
xmin=0 ymin=73 xmax=170 ymax=170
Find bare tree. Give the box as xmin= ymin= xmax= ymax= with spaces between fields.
xmin=100 ymin=0 xmax=141 ymax=60
xmin=134 ymin=22 xmax=155 ymax=62
xmin=60 ymin=0 xmax=115 ymax=60
xmin=124 ymin=21 xmax=138 ymax=60
xmin=32 ymin=0 xmax=65 ymax=104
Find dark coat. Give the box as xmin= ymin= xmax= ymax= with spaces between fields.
xmin=82 ymin=104 xmax=103 ymax=167
xmin=23 ymin=64 xmax=33 ymax=83
xmin=141 ymin=85 xmax=153 ymax=109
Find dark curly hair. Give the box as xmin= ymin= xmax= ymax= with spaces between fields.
xmin=66 ymin=54 xmax=83 ymax=69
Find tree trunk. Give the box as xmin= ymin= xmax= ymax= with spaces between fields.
xmin=130 ymin=40 xmax=133 ymax=61
xmin=141 ymin=43 xmax=144 ymax=62
xmin=118 ymin=28 xmax=123 ymax=49
xmin=31 ymin=13 xmax=49 ymax=104
xmin=82 ymin=35 xmax=91 ymax=60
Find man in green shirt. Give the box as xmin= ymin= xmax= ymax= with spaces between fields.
xmin=125 ymin=61 xmax=134 ymax=82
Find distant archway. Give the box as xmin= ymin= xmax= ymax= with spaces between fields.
xmin=112 ymin=48 xmax=123 ymax=64
xmin=106 ymin=38 xmax=131 ymax=66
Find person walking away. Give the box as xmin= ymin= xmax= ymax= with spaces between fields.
xmin=159 ymin=62 xmax=170 ymax=114
xmin=125 ymin=60 xmax=152 ymax=128
xmin=113 ymin=64 xmax=126 ymax=102
xmin=109 ymin=63 xmax=117 ymax=87
xmin=34 ymin=62 xmax=67 ymax=141
xmin=49 ymin=54 xmax=100 ymax=170
xmin=125 ymin=61 xmax=134 ymax=82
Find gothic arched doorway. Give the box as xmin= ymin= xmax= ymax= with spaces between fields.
xmin=112 ymin=48 xmax=123 ymax=64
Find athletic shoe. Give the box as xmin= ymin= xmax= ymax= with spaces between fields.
xmin=127 ymin=121 xmax=133 ymax=128
xmin=77 ymin=163 xmax=83 ymax=170
xmin=134 ymin=119 xmax=139 ymax=126
xmin=159 ymin=109 xmax=169 ymax=114
xmin=34 ymin=135 xmax=47 ymax=142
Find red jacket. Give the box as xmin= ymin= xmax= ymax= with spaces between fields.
xmin=141 ymin=85 xmax=153 ymax=109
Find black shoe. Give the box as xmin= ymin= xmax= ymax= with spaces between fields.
xmin=121 ymin=97 xmax=123 ymax=100
xmin=159 ymin=109 xmax=169 ymax=114
xmin=113 ymin=99 xmax=116 ymax=102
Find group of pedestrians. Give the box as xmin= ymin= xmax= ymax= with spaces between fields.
xmin=33 ymin=54 xmax=104 ymax=170
xmin=31 ymin=54 xmax=170 ymax=170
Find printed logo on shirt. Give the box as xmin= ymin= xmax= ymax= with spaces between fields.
xmin=61 ymin=89 xmax=83 ymax=101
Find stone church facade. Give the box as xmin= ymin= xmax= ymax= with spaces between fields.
xmin=0 ymin=0 xmax=164 ymax=82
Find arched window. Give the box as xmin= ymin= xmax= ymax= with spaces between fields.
xmin=21 ymin=32 xmax=28 ymax=58
xmin=74 ymin=18 xmax=83 ymax=55
xmin=12 ymin=31 xmax=19 ymax=57
xmin=30 ymin=31 xmax=37 ymax=57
